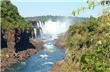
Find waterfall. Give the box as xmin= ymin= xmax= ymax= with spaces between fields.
xmin=33 ymin=28 xmax=37 ymax=38
xmin=32 ymin=20 xmax=71 ymax=40
xmin=32 ymin=21 xmax=45 ymax=39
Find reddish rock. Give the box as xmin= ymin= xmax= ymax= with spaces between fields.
xmin=31 ymin=39 xmax=44 ymax=50
xmin=1 ymin=48 xmax=37 ymax=72
xmin=27 ymin=49 xmax=37 ymax=55
xmin=16 ymin=49 xmax=37 ymax=60
xmin=48 ymin=60 xmax=64 ymax=72
xmin=55 ymin=36 xmax=65 ymax=48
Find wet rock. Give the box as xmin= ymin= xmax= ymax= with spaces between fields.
xmin=27 ymin=49 xmax=37 ymax=55
xmin=1 ymin=48 xmax=37 ymax=72
xmin=31 ymin=39 xmax=44 ymax=50
xmin=48 ymin=60 xmax=64 ymax=72
xmin=16 ymin=49 xmax=37 ymax=60
xmin=55 ymin=36 xmax=65 ymax=48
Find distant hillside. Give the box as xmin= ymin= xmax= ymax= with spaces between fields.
xmin=25 ymin=15 xmax=87 ymax=22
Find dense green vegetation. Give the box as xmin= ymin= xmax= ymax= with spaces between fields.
xmin=1 ymin=0 xmax=32 ymax=49
xmin=1 ymin=0 xmax=31 ymax=29
xmin=60 ymin=0 xmax=110 ymax=72
xmin=1 ymin=1 xmax=31 ymax=29
xmin=61 ymin=14 xmax=110 ymax=72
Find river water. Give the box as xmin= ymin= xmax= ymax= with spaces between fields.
xmin=5 ymin=20 xmax=71 ymax=72
xmin=5 ymin=35 xmax=65 ymax=72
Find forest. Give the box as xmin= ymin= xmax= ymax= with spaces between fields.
xmin=60 ymin=0 xmax=110 ymax=72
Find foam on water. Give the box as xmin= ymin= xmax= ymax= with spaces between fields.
xmin=42 ymin=62 xmax=54 ymax=65
xmin=44 ymin=43 xmax=56 ymax=53
xmin=42 ymin=20 xmax=71 ymax=39
xmin=33 ymin=20 xmax=71 ymax=40
xmin=5 ymin=20 xmax=70 ymax=72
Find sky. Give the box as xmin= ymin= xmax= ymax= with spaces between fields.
xmin=10 ymin=0 xmax=104 ymax=17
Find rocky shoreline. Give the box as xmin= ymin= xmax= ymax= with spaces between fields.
xmin=49 ymin=36 xmax=66 ymax=72
xmin=1 ymin=48 xmax=37 ymax=72
xmin=1 ymin=36 xmax=65 ymax=72
xmin=1 ymin=39 xmax=44 ymax=72
xmin=55 ymin=36 xmax=66 ymax=48
xmin=48 ymin=60 xmax=65 ymax=72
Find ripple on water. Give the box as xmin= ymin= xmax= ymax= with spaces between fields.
xmin=5 ymin=41 xmax=64 ymax=72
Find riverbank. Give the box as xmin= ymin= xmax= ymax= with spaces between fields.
xmin=48 ymin=36 xmax=66 ymax=72
xmin=55 ymin=35 xmax=66 ymax=48
xmin=1 ymin=48 xmax=37 ymax=72
xmin=1 ymin=39 xmax=44 ymax=72
xmin=48 ymin=60 xmax=65 ymax=72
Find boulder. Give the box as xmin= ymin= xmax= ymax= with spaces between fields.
xmin=27 ymin=49 xmax=37 ymax=56
xmin=1 ymin=48 xmax=37 ymax=72
xmin=48 ymin=60 xmax=64 ymax=72
xmin=55 ymin=36 xmax=65 ymax=48
xmin=16 ymin=49 xmax=37 ymax=60
xmin=31 ymin=39 xmax=44 ymax=50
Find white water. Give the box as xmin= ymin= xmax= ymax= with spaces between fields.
xmin=33 ymin=28 xmax=37 ymax=38
xmin=5 ymin=20 xmax=71 ymax=72
xmin=44 ymin=43 xmax=57 ymax=53
xmin=33 ymin=20 xmax=71 ymax=40
xmin=35 ymin=20 xmax=72 ymax=53
xmin=32 ymin=20 xmax=72 ymax=53
xmin=43 ymin=20 xmax=71 ymax=35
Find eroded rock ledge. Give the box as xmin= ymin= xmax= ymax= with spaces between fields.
xmin=48 ymin=60 xmax=65 ymax=72
xmin=31 ymin=39 xmax=44 ymax=50
xmin=1 ymin=39 xmax=44 ymax=72
xmin=1 ymin=48 xmax=37 ymax=72
xmin=55 ymin=36 xmax=66 ymax=48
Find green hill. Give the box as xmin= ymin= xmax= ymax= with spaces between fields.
xmin=60 ymin=14 xmax=110 ymax=72
xmin=25 ymin=15 xmax=87 ymax=22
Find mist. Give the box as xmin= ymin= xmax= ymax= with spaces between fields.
xmin=42 ymin=19 xmax=72 ymax=36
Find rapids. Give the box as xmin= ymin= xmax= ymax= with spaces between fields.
xmin=5 ymin=20 xmax=71 ymax=72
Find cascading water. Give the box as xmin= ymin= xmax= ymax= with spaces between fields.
xmin=32 ymin=21 xmax=45 ymax=39
xmin=32 ymin=20 xmax=71 ymax=40
xmin=5 ymin=19 xmax=72 ymax=72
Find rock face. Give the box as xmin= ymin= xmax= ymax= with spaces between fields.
xmin=15 ymin=28 xmax=35 ymax=52
xmin=1 ymin=28 xmax=44 ymax=72
xmin=1 ymin=28 xmax=35 ymax=50
xmin=55 ymin=36 xmax=65 ymax=48
xmin=48 ymin=60 xmax=65 ymax=72
xmin=16 ymin=49 xmax=37 ymax=60
xmin=31 ymin=39 xmax=44 ymax=50
xmin=1 ymin=48 xmax=37 ymax=72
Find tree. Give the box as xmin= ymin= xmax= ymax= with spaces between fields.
xmin=60 ymin=0 xmax=110 ymax=72
xmin=1 ymin=0 xmax=31 ymax=48
xmin=72 ymin=0 xmax=110 ymax=16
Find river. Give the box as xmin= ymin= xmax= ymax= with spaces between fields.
xmin=5 ymin=37 xmax=64 ymax=72
xmin=5 ymin=20 xmax=71 ymax=72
